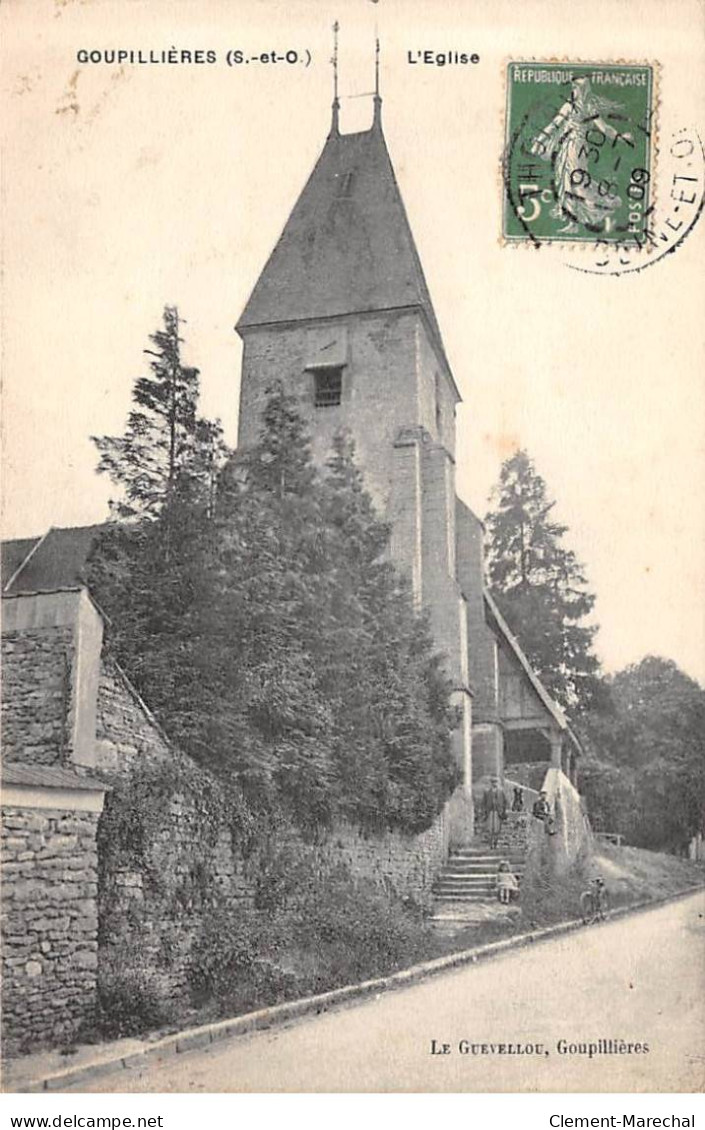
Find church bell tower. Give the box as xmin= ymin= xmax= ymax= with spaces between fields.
xmin=235 ymin=44 xmax=475 ymax=844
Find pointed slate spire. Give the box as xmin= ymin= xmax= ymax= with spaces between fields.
xmin=236 ymin=72 xmax=454 ymax=392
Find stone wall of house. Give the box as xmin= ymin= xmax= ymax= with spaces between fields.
xmin=1 ymin=805 xmax=100 ymax=1056
xmin=1 ymin=629 xmax=73 ymax=765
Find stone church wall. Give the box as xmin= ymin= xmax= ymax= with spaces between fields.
xmin=238 ymin=310 xmax=420 ymax=511
xmin=1 ymin=805 xmax=100 ymax=1056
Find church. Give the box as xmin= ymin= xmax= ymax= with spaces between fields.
xmin=234 ymin=74 xmax=581 ymax=847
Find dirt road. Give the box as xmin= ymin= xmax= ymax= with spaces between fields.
xmin=70 ymin=892 xmax=705 ymax=1092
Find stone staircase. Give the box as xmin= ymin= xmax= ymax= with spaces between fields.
xmin=432 ymin=845 xmax=526 ymax=902
xmin=432 ymin=812 xmax=530 ymax=906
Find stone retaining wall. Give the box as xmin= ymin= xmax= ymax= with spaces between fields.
xmin=522 ymin=768 xmax=593 ymax=882
xmin=93 ymin=655 xmax=454 ymax=1013
xmin=95 ymin=659 xmax=171 ymax=775
xmin=93 ymin=660 xmax=253 ymax=1008
xmin=1 ymin=806 xmax=100 ymax=1056
xmin=324 ymin=810 xmax=449 ymax=907
xmin=97 ymin=782 xmax=254 ymax=1009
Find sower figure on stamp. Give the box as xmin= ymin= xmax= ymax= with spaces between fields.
xmin=529 ymin=77 xmax=633 ymax=235
xmin=482 ymin=776 xmax=507 ymax=850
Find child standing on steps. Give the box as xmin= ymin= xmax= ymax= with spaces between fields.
xmin=496 ymin=860 xmax=520 ymax=904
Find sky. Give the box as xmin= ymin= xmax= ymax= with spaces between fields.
xmin=2 ymin=0 xmax=704 ymax=685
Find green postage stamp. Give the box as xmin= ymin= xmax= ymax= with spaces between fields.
xmin=503 ymin=61 xmax=655 ymax=244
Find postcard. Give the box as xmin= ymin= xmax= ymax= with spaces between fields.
xmin=2 ymin=0 xmax=704 ymax=1097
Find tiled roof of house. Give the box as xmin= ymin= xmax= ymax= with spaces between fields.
xmin=1 ymin=536 xmax=41 ymax=590
xmin=2 ymin=525 xmax=103 ymax=596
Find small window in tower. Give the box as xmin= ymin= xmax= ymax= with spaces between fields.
xmin=338 ymin=172 xmax=355 ymax=197
xmin=314 ymin=366 xmax=343 ymax=408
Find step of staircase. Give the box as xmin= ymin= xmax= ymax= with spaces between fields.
xmin=443 ymin=857 xmax=524 ymax=869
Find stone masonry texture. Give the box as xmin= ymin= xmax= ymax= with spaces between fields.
xmin=95 ymin=660 xmax=172 ymax=774
xmin=324 ymin=812 xmax=449 ymax=910
xmin=1 ymin=628 xmax=73 ymax=765
xmin=1 ymin=805 xmax=100 ymax=1056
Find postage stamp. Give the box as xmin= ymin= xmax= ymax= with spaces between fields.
xmin=503 ymin=61 xmax=655 ymax=245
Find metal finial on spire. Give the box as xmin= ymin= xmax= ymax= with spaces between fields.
xmin=332 ymin=21 xmax=339 ymax=102
xmin=373 ymin=34 xmax=382 ymax=127
xmin=330 ymin=20 xmax=340 ymax=134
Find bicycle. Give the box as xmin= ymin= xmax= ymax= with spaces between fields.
xmin=580 ymin=880 xmax=610 ymax=924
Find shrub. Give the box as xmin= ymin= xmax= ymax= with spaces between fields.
xmin=189 ymin=858 xmax=435 ymax=1018
xmin=292 ymin=864 xmax=433 ymax=990
xmin=96 ymin=970 xmax=177 ymax=1040
xmin=189 ymin=905 xmax=301 ymax=1015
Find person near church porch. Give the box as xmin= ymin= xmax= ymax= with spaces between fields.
xmin=482 ymin=776 xmax=507 ymax=849
xmin=532 ymin=789 xmax=557 ymax=835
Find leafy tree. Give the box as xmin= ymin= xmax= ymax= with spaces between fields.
xmin=579 ymin=657 xmax=705 ymax=851
xmin=485 ymin=449 xmax=600 ymax=711
xmin=92 ymin=305 xmax=227 ymax=519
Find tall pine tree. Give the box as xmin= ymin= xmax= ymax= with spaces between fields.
xmin=92 ymin=305 xmax=227 ymax=519
xmin=485 ymin=449 xmax=600 ymax=711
